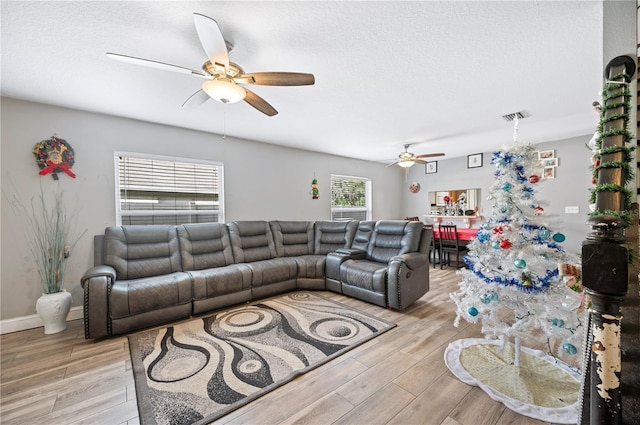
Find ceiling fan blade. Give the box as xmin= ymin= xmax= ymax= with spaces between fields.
xmin=193 ymin=13 xmax=229 ymax=69
xmin=386 ymin=161 xmax=400 ymax=168
xmin=414 ymin=159 xmax=428 ymax=165
xmin=241 ymin=72 xmax=315 ymax=86
xmin=244 ymin=89 xmax=278 ymax=116
xmin=106 ymin=53 xmax=207 ymax=77
xmin=181 ymin=89 xmax=210 ymax=108
xmin=415 ymin=153 xmax=445 ymax=159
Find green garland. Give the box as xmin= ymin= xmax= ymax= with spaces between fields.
xmin=589 ymin=72 xmax=634 ymax=226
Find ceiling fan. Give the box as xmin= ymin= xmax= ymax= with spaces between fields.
xmin=387 ymin=144 xmax=445 ymax=168
xmin=106 ymin=13 xmax=315 ymax=117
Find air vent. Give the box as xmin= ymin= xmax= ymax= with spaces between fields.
xmin=501 ymin=111 xmax=529 ymax=122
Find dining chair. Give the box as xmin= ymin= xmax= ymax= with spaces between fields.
xmin=438 ymin=224 xmax=467 ymax=269
xmin=422 ymin=224 xmax=439 ymax=267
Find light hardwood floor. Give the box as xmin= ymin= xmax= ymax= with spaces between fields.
xmin=1 ymin=267 xmax=555 ymax=425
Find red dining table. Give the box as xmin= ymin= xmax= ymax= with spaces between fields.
xmin=432 ymin=227 xmax=479 ymax=241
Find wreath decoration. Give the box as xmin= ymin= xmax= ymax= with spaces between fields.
xmin=33 ymin=135 xmax=76 ymax=180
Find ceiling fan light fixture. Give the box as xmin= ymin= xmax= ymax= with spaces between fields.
xmin=398 ymin=160 xmax=415 ymax=168
xmin=202 ymin=79 xmax=246 ymax=104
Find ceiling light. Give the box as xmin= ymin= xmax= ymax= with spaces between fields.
xmin=398 ymin=160 xmax=415 ymax=168
xmin=202 ymin=79 xmax=246 ymax=104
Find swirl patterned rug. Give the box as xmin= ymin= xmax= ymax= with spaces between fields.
xmin=128 ymin=292 xmax=396 ymax=425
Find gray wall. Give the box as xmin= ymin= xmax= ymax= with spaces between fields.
xmin=0 ymin=97 xmax=404 ymax=320
xmin=400 ymin=135 xmax=594 ymax=256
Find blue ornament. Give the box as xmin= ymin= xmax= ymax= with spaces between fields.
xmin=538 ymin=229 xmax=550 ymax=239
xmin=491 ymin=241 xmax=501 ymax=249
xmin=521 ymin=192 xmax=531 ymax=199
xmin=468 ymin=307 xmax=479 ymax=317
xmin=562 ymin=343 xmax=577 ymax=355
xmin=514 ymin=259 xmax=526 ymax=269
xmin=477 ymin=232 xmax=489 ymax=243
xmin=481 ymin=295 xmax=491 ymax=304
xmin=501 ymin=182 xmax=512 ymax=191
xmin=552 ymin=233 xmax=566 ymax=243
xmin=552 ymin=318 xmax=565 ymax=327
xmin=489 ymin=291 xmax=499 ymax=301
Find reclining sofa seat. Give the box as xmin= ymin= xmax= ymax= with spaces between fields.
xmin=332 ymin=220 xmax=429 ymax=309
xmin=81 ymin=225 xmax=193 ymax=338
xmin=178 ymin=223 xmax=252 ymax=315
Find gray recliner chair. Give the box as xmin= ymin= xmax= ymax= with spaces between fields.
xmin=330 ymin=220 xmax=429 ymax=310
xmin=81 ymin=225 xmax=193 ymax=338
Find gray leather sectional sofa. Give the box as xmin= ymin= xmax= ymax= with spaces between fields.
xmin=81 ymin=220 xmax=431 ymax=339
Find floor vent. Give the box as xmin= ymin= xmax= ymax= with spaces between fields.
xmin=501 ymin=111 xmax=529 ymax=122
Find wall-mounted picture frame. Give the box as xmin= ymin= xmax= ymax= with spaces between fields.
xmin=538 ymin=150 xmax=555 ymax=160
xmin=541 ymin=158 xmax=559 ymax=167
xmin=543 ymin=166 xmax=555 ymax=179
xmin=467 ymin=153 xmax=483 ymax=168
xmin=425 ymin=161 xmax=438 ymax=174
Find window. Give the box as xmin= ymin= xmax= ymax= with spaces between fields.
xmin=115 ymin=152 xmax=224 ymax=225
xmin=330 ymin=174 xmax=371 ymax=221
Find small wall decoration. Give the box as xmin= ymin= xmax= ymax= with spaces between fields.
xmin=425 ymin=161 xmax=438 ymax=174
xmin=409 ymin=182 xmax=421 ymax=193
xmin=537 ymin=149 xmax=558 ymax=179
xmin=467 ymin=153 xmax=483 ymax=168
xmin=310 ymin=178 xmax=319 ymax=199
xmin=33 ymin=135 xmax=76 ymax=180
xmin=538 ymin=150 xmax=555 ymax=160
xmin=540 ymin=157 xmax=559 ymax=168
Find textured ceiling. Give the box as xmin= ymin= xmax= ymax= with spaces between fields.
xmin=1 ymin=1 xmax=604 ymax=163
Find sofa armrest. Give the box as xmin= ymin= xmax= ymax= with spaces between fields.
xmin=389 ymin=252 xmax=428 ymax=270
xmin=335 ymin=248 xmax=366 ymax=258
xmin=387 ymin=253 xmax=430 ymax=310
xmin=81 ymin=265 xmax=116 ymax=339
xmin=81 ymin=265 xmax=116 ymax=288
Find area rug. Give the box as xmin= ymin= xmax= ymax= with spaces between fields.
xmin=444 ymin=338 xmax=581 ymax=424
xmin=129 ymin=291 xmax=396 ymax=425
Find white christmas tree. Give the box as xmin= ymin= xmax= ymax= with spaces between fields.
xmin=450 ymin=143 xmax=584 ymax=365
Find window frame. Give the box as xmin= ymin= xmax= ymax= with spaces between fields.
xmin=114 ymin=151 xmax=225 ymax=226
xmin=330 ymin=174 xmax=372 ymax=221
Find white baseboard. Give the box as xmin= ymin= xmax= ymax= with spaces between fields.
xmin=0 ymin=306 xmax=84 ymax=335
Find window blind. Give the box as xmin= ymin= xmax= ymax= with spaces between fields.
xmin=116 ymin=154 xmax=224 ymax=225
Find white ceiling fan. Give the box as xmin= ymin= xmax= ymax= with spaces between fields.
xmin=386 ymin=144 xmax=445 ymax=168
xmin=107 ymin=13 xmax=315 ymax=116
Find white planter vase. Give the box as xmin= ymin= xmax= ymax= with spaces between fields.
xmin=36 ymin=290 xmax=72 ymax=334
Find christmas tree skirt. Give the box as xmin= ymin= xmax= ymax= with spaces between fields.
xmin=444 ymin=338 xmax=581 ymax=424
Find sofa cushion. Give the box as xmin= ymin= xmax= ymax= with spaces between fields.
xmin=190 ymin=265 xmax=252 ymax=300
xmin=340 ymin=260 xmax=388 ymax=293
xmin=104 ymin=225 xmax=182 ymax=280
xmin=246 ymin=258 xmax=298 ymax=287
xmin=313 ymin=220 xmax=358 ymax=254
xmin=228 ymin=221 xmax=277 ymax=263
xmin=109 ymin=272 xmax=192 ymax=319
xmin=294 ymin=254 xmax=326 ymax=279
xmin=178 ymin=223 xmax=235 ymax=270
xmin=367 ymin=221 xmax=422 ymax=263
xmin=270 ymin=221 xmax=314 ymax=257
